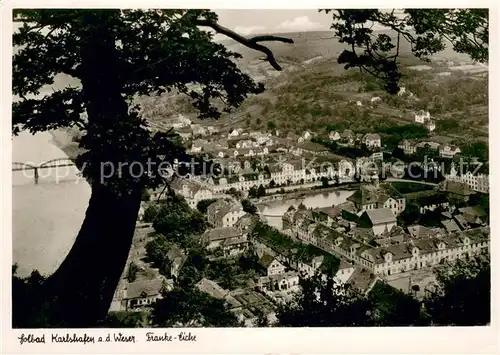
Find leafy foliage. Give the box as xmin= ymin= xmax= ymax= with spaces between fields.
xmin=151 ymin=196 xmax=206 ymax=248
xmin=424 ymin=256 xmax=490 ymax=325
xmin=126 ymin=262 xmax=139 ymax=282
xmin=277 ymin=256 xmax=490 ymax=327
xmin=150 ymin=287 xmax=239 ymax=327
xmin=242 ymin=199 xmax=258 ymax=214
xmin=321 ymin=9 xmax=488 ymax=93
xmin=12 ymin=267 xmax=50 ymax=328
xmin=145 ymin=234 xmax=172 ymax=276
xmin=277 ymin=274 xmax=373 ymax=326
xmin=12 ymin=9 xmax=276 ymax=194
xmin=196 ymin=198 xmax=218 ymax=214
xmin=97 ymin=311 xmax=144 ymax=328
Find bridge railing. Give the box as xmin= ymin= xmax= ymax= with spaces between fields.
xmin=12 ymin=158 xmax=78 ymax=185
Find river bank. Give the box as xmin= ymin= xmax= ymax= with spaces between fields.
xmin=256 ymin=189 xmax=355 ymax=230
xmin=254 ymin=182 xmax=360 ymax=204
xmin=13 ymin=131 xmax=91 ymax=278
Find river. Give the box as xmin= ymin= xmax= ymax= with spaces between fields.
xmin=12 ymin=131 xmax=91 ymax=278
xmin=258 ymin=189 xmax=354 ymax=230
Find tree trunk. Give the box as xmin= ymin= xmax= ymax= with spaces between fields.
xmin=40 ymin=11 xmax=144 ymax=327
xmin=43 ymin=183 xmax=142 ymax=327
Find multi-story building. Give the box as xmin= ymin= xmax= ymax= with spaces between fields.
xmin=439 ymin=144 xmax=461 ymax=159
xmin=170 ymin=178 xmax=215 ymax=209
xmin=398 ymin=139 xmax=417 ymax=155
xmin=347 ymin=182 xmax=406 ymax=216
xmin=359 ymin=208 xmax=397 ymax=236
xmin=413 ymin=110 xmax=431 ymax=124
xmin=206 ymin=199 xmax=246 ymax=228
xmin=447 ymin=167 xmax=489 ymax=194
xmin=362 ymin=133 xmax=382 ymax=149
xmin=318 ymin=227 xmax=489 ymax=276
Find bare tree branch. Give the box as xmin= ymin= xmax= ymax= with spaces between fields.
xmin=195 ymin=19 xmax=293 ymax=71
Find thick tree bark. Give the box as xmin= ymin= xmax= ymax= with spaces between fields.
xmin=43 ymin=184 xmax=142 ymax=327
xmin=40 ymin=12 xmax=144 ymax=327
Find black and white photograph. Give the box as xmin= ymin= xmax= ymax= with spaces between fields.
xmin=5 ymin=4 xmax=495 ymax=351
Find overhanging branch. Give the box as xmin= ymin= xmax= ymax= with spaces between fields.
xmin=195 ymin=19 xmax=293 ymax=71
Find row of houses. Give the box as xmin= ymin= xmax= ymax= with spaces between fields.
xmin=195 ymin=278 xmax=278 ymax=326
xmin=329 ymin=129 xmax=382 ymax=149
xmin=444 ymin=164 xmax=489 ymax=194
xmin=206 ymin=161 xmax=339 ymax=193
xmin=319 ymin=226 xmax=489 ymax=276
xmin=281 ymin=196 xmax=490 ymax=278
xmin=398 ymin=139 xmax=461 ymax=158
xmin=412 ymin=110 xmax=436 ymax=131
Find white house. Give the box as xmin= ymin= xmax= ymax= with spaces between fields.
xmin=259 ymin=254 xmax=286 ymax=276
xmin=207 ymin=199 xmax=246 ymax=228
xmin=398 ymin=139 xmax=417 ymax=155
xmin=329 ymin=131 xmax=341 ymax=141
xmin=297 ymin=255 xmax=325 ymax=278
xmin=447 ymin=167 xmax=489 ymax=194
xmin=229 ymin=129 xmax=240 ymax=137
xmin=333 ymin=260 xmax=357 ymax=284
xmin=426 ymin=120 xmax=436 ymax=132
xmin=366 ymin=227 xmax=490 ymax=276
xmin=191 ymin=124 xmax=208 ymax=137
xmin=439 ymin=144 xmax=461 ymax=159
xmin=463 ymin=172 xmax=489 ymax=194
xmin=371 ymin=96 xmax=382 ymax=103
xmin=119 ymin=279 xmax=167 ymax=311
xmin=270 ymin=161 xmax=306 ymax=185
xmin=361 ymin=208 xmax=397 ymax=236
xmin=363 ymin=133 xmax=382 ymax=149
xmin=207 ymin=126 xmax=219 ymax=135
xmin=414 ymin=110 xmax=431 ymax=124
xmin=272 ymin=271 xmax=300 ymax=292
xmin=168 ymin=114 xmax=192 ymax=129
xmin=200 ymin=227 xmax=249 ymax=257
xmin=171 ymin=178 xmax=215 ymax=208
xmin=303 ymin=131 xmax=312 ymax=140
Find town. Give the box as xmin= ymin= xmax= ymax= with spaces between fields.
xmin=11 ymin=8 xmax=490 ymax=331
xmin=109 ymin=99 xmax=490 ymax=327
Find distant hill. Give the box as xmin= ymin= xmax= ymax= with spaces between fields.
xmin=13 ymin=26 xmax=485 ymax=143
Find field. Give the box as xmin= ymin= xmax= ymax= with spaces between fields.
xmin=38 ymin=29 xmax=488 ymax=148
xmin=140 ymin=30 xmax=488 ymax=146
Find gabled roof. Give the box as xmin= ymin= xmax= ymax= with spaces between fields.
xmin=442 ymin=219 xmax=461 ymax=233
xmin=454 ymin=214 xmax=470 ymax=229
xmin=125 ymin=279 xmax=165 ymax=299
xmin=314 ymin=206 xmax=341 ymax=219
xmin=202 ymin=227 xmax=241 ymax=243
xmin=407 ymin=225 xmax=433 ymax=239
xmin=347 ymin=186 xmax=378 ymax=205
xmin=166 ymin=245 xmax=185 ymax=261
xmin=341 ymin=129 xmax=354 ymax=138
xmin=458 ymin=206 xmax=487 ymax=217
xmin=196 ymin=278 xmax=228 ymax=299
xmin=258 ymin=254 xmax=277 ymax=269
xmin=363 ymin=133 xmax=381 ymax=141
xmin=207 ymin=199 xmax=243 ymax=223
xmin=347 ymin=267 xmax=379 ymax=294
xmin=338 ymin=259 xmax=355 ymax=270
xmin=364 ymin=208 xmax=396 ymax=225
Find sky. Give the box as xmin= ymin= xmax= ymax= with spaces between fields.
xmin=214 ymin=9 xmax=333 ymax=35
